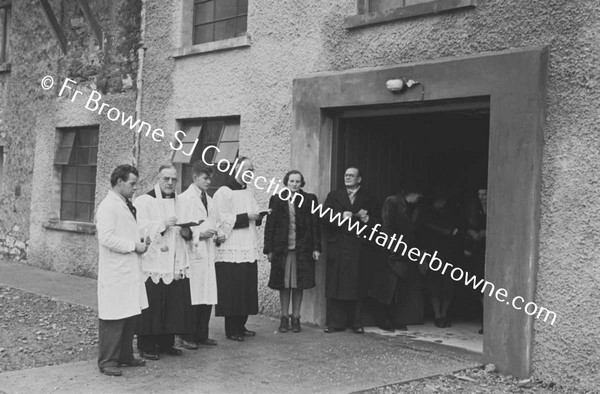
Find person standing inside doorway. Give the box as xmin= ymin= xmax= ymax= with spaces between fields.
xmin=263 ymin=170 xmax=321 ymax=333
xmin=323 ymin=167 xmax=380 ymax=334
xmin=96 ymin=164 xmax=149 ymax=376
xmin=369 ymin=184 xmax=422 ymax=332
xmin=421 ymin=190 xmax=459 ymax=328
xmin=465 ymin=188 xmax=487 ymax=334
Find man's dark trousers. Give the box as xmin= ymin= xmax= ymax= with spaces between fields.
xmin=224 ymin=315 xmax=248 ymax=337
xmin=98 ymin=315 xmax=138 ymax=369
xmin=182 ymin=304 xmax=213 ymax=342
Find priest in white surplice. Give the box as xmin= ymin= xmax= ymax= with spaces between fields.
xmin=177 ymin=161 xmax=220 ymax=349
xmin=133 ymin=164 xmax=192 ymax=359
xmin=213 ymin=157 xmax=265 ymax=342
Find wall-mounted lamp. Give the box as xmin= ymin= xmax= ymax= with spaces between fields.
xmin=386 ymin=77 xmax=425 ymax=100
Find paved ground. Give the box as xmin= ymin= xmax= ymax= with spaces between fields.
xmin=0 ymin=261 xmax=483 ymax=393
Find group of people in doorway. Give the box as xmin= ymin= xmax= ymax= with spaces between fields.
xmin=95 ymin=157 xmax=487 ymax=377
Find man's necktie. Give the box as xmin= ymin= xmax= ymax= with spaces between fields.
xmin=125 ymin=199 xmax=137 ymax=220
xmin=201 ymin=192 xmax=208 ymax=213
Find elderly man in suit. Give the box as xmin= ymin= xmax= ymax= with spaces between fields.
xmin=322 ymin=166 xmax=380 ymax=334
xmin=96 ymin=164 xmax=149 ymax=376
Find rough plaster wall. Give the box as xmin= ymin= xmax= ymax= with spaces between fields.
xmin=22 ymin=0 xmax=141 ymax=276
xmin=140 ymin=0 xmax=325 ymax=316
xmin=143 ymin=0 xmax=599 ymax=388
xmin=28 ymin=92 xmax=137 ymax=277
xmin=0 ymin=0 xmax=57 ymax=245
xmin=135 ymin=0 xmax=177 ymax=192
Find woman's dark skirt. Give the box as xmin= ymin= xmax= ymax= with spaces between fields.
xmin=214 ymin=261 xmax=258 ymax=317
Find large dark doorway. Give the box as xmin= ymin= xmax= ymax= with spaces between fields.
xmin=334 ymin=108 xmax=490 ymax=327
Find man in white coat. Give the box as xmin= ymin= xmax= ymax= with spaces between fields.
xmin=96 ymin=164 xmax=149 ymax=376
xmin=178 ymin=161 xmax=222 ymax=349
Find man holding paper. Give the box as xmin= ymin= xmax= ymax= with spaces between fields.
xmin=133 ymin=164 xmax=192 ymax=360
xmin=212 ymin=157 xmax=266 ymax=342
xmin=177 ymin=161 xmax=221 ymax=349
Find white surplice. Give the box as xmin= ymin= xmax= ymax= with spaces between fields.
xmin=133 ymin=184 xmax=189 ymax=283
xmin=213 ymin=184 xmax=260 ymax=263
xmin=177 ymin=184 xmax=218 ymax=305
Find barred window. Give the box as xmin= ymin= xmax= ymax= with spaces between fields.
xmin=173 ymin=117 xmax=240 ymax=195
xmin=54 ymin=127 xmax=98 ymax=222
xmin=0 ymin=1 xmax=10 ymax=64
xmin=193 ymin=0 xmax=248 ymax=45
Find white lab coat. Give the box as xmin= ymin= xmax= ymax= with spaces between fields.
xmin=177 ymin=184 xmax=218 ymax=305
xmin=96 ymin=190 xmax=148 ymax=320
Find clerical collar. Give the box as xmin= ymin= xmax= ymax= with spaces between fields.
xmin=227 ymin=178 xmax=247 ymax=190
xmin=346 ymin=185 xmax=360 ymax=193
xmin=147 ymin=189 xmax=175 ymax=199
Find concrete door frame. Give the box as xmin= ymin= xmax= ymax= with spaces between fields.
xmin=291 ymin=47 xmax=548 ymax=378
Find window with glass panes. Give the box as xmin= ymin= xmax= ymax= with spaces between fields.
xmin=193 ymin=0 xmax=248 ymax=45
xmin=54 ymin=127 xmax=99 ymax=222
xmin=173 ymin=118 xmax=240 ymax=196
xmin=0 ymin=1 xmax=10 ymax=64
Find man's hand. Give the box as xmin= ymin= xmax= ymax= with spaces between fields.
xmin=198 ymin=229 xmax=217 ymax=239
xmin=135 ymin=241 xmax=148 ymax=254
xmin=343 ymin=211 xmax=353 ymax=218
xmin=248 ymin=212 xmax=262 ymax=221
xmin=164 ymin=216 xmax=177 ymax=228
xmin=312 ymin=251 xmax=321 ymax=261
xmin=216 ymin=234 xmax=226 ymax=243
xmin=267 ymin=253 xmax=273 ymax=262
xmin=180 ymin=226 xmax=193 ymax=241
xmin=360 ymin=214 xmax=369 ymax=223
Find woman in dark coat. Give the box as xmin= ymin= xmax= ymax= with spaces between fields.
xmin=263 ymin=170 xmax=321 ymax=333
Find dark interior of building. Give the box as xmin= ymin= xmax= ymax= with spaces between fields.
xmin=335 ymin=109 xmax=490 ymax=327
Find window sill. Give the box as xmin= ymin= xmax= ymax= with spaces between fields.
xmin=43 ymin=219 xmax=96 ymax=234
xmin=344 ymin=0 xmax=477 ymax=29
xmin=173 ymin=35 xmax=251 ymax=59
xmin=0 ymin=62 xmax=11 ymax=74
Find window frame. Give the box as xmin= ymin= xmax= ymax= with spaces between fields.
xmin=173 ymin=117 xmax=241 ymax=195
xmin=174 ymin=0 xmax=251 ymax=58
xmin=55 ymin=127 xmax=99 ymax=224
xmin=192 ymin=0 xmax=248 ymax=46
xmin=0 ymin=1 xmax=10 ymax=65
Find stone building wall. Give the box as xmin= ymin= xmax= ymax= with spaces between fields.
xmin=140 ymin=0 xmax=599 ymax=390
xmin=0 ymin=0 xmax=142 ymax=274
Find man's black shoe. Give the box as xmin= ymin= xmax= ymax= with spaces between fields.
xmin=198 ymin=338 xmax=218 ymax=346
xmin=242 ymin=329 xmax=256 ymax=337
xmin=324 ymin=327 xmax=343 ymax=333
xmin=352 ymin=327 xmax=365 ymax=334
xmin=99 ymin=366 xmax=122 ymax=376
xmin=226 ymin=335 xmax=244 ymax=342
xmin=139 ymin=351 xmax=160 ymax=361
xmin=164 ymin=347 xmax=183 ymax=356
xmin=118 ymin=358 xmax=146 ymax=367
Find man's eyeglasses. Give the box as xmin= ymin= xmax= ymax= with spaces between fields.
xmin=161 ymin=177 xmax=178 ymax=183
